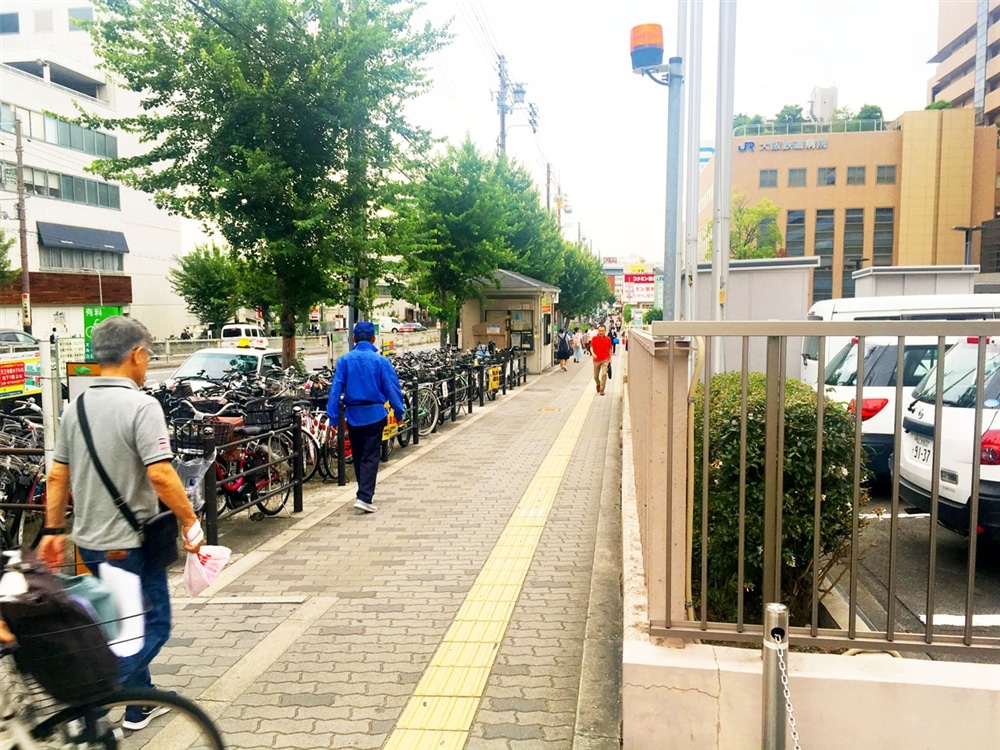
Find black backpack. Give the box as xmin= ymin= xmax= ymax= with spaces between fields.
xmin=0 ymin=551 xmax=120 ymax=703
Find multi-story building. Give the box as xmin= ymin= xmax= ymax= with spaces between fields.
xmin=928 ymin=0 xmax=999 ymax=124
xmin=0 ymin=1 xmax=188 ymax=340
xmin=698 ymin=108 xmax=1000 ymax=302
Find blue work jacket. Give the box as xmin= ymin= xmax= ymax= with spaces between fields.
xmin=326 ymin=341 xmax=407 ymax=428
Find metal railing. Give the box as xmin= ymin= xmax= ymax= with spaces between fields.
xmin=733 ymin=119 xmax=891 ymax=137
xmin=628 ymin=320 xmax=999 ymax=656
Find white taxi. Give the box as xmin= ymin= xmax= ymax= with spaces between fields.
xmin=168 ymin=345 xmax=283 ymax=392
xmin=898 ymin=338 xmax=1000 ymax=542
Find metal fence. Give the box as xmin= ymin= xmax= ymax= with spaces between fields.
xmin=628 ymin=320 xmax=999 ymax=656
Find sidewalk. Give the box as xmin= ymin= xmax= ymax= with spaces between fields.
xmin=158 ymin=354 xmax=624 ymax=749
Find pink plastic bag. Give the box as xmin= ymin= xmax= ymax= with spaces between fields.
xmin=183 ymin=545 xmax=232 ymax=596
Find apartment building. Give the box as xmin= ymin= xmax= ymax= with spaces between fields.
xmin=698 ymin=108 xmax=1000 ymax=301
xmin=0 ymin=1 xmax=188 ymax=340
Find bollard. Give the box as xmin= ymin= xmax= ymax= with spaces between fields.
xmin=450 ymin=372 xmax=458 ymax=422
xmin=762 ymin=603 xmax=789 ymax=750
xmin=478 ymin=364 xmax=485 ymax=407
xmin=501 ymin=353 xmax=508 ymax=396
xmin=203 ymin=427 xmax=218 ymax=546
xmin=337 ymin=408 xmax=346 ymax=487
xmin=410 ymin=380 xmax=420 ymax=446
xmin=291 ymin=408 xmax=303 ymax=513
xmin=467 ymin=363 xmax=475 ymax=414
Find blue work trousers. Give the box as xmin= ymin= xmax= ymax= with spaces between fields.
xmin=347 ymin=417 xmax=387 ymax=503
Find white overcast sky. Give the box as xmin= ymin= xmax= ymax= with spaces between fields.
xmin=407 ymin=0 xmax=944 ymax=266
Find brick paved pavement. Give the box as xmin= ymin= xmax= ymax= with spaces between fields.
xmin=158 ymin=355 xmax=623 ymax=750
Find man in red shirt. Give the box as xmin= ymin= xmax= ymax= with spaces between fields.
xmin=590 ymin=324 xmax=613 ymax=396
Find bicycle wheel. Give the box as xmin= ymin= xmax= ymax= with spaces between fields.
xmin=255 ymin=434 xmax=293 ymax=516
xmin=396 ymin=419 xmax=412 ymax=447
xmin=415 ymin=387 xmax=439 ymax=437
xmin=381 ymin=437 xmax=393 ymax=462
xmin=299 ymin=428 xmax=320 ymax=482
xmin=29 ymin=687 xmax=225 ymax=749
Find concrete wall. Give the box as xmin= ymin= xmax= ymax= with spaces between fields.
xmin=620 ymin=347 xmax=1000 ymax=749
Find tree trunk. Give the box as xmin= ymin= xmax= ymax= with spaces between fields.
xmin=438 ymin=287 xmax=448 ymax=349
xmin=280 ymin=302 xmax=297 ymax=368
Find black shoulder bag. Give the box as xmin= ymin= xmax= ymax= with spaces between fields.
xmin=77 ymin=393 xmax=179 ymax=570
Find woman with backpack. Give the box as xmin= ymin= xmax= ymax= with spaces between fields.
xmin=555 ymin=327 xmax=572 ymax=371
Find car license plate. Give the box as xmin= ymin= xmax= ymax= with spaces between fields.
xmin=912 ymin=435 xmax=932 ymax=465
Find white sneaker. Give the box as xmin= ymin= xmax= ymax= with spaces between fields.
xmin=354 ymin=499 xmax=377 ymax=513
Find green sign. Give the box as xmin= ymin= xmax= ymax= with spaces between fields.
xmin=83 ymin=306 xmax=122 ymax=359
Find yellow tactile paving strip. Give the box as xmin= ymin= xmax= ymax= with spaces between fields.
xmin=383 ymin=387 xmax=597 ymax=750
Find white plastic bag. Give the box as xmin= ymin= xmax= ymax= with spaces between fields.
xmin=183 ymin=545 xmax=232 ymax=596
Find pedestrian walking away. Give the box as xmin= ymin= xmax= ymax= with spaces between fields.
xmin=38 ymin=316 xmax=204 ymax=732
xmin=327 ymin=320 xmax=407 ymax=513
xmin=555 ymin=327 xmax=572 ymax=370
xmin=572 ymin=327 xmax=584 ymax=362
xmin=590 ymin=324 xmax=613 ymax=396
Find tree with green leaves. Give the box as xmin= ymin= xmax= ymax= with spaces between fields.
xmin=556 ymin=245 xmax=613 ymax=320
xmin=497 ymin=159 xmax=566 ymax=287
xmin=704 ymin=194 xmax=783 ymax=260
xmin=168 ymin=243 xmax=241 ymax=335
xmin=775 ymin=104 xmax=805 ymax=123
xmin=855 ymin=104 xmax=884 ymax=122
xmin=81 ymin=0 xmax=446 ymax=364
xmin=926 ymin=100 xmax=952 ymax=110
xmin=733 ymin=112 xmax=766 ymax=132
xmin=402 ymin=138 xmax=513 ymax=346
xmin=0 ymin=231 xmax=18 ymax=290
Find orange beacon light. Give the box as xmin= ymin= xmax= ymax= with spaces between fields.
xmin=630 ymin=24 xmax=664 ymax=72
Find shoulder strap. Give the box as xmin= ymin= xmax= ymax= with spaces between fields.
xmin=76 ymin=393 xmax=142 ymax=531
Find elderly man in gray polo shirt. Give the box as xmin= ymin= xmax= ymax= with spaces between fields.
xmin=38 ymin=316 xmax=202 ymax=732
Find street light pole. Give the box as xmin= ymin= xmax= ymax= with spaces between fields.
xmin=14 ymin=118 xmax=31 ymax=334
xmin=953 ymin=225 xmax=982 ymax=265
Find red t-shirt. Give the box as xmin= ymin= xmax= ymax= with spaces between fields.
xmin=591 ymin=334 xmax=613 ymax=362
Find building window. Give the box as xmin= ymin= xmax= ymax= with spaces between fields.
xmin=759 ymin=169 xmax=778 ymax=188
xmin=40 ymin=248 xmax=123 ymax=272
xmin=876 ymin=165 xmax=896 ymax=184
xmin=0 ymin=102 xmax=117 ymax=158
xmin=788 ymin=168 xmax=807 ymax=187
xmin=786 ymin=210 xmax=805 ymax=256
xmin=873 ymin=207 xmax=894 ymax=266
xmin=842 ymin=209 xmax=865 ymax=297
xmin=846 ymin=166 xmax=866 ymax=185
xmin=817 ymin=167 xmax=836 ymax=186
xmin=813 ymin=209 xmax=835 ymax=301
xmin=0 ymin=13 xmax=19 ymax=34
xmin=68 ymin=7 xmax=93 ymax=30
xmin=0 ymin=160 xmax=119 ymax=209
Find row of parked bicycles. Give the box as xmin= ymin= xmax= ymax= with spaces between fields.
xmin=0 ymin=344 xmax=527 ymax=552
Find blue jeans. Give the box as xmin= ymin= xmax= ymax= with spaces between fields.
xmin=78 ymin=545 xmax=171 ymax=691
xmin=347 ymin=418 xmax=387 ymax=503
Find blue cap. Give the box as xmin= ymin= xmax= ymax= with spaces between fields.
xmin=354 ymin=320 xmax=375 ymax=339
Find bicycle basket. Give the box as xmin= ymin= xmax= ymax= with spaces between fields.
xmin=244 ymin=398 xmax=294 ymax=429
xmin=205 ymin=416 xmax=243 ymax=461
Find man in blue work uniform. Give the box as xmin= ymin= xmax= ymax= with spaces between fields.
xmin=327 ymin=320 xmax=407 ymax=513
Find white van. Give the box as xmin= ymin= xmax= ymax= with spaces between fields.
xmin=801 ymin=293 xmax=1000 ymax=384
xmin=375 ymin=316 xmax=405 ymax=333
xmin=220 ymin=323 xmax=268 ymax=349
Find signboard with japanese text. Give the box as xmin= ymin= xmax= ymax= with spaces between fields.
xmin=623 ymin=273 xmax=656 ymax=304
xmin=0 ymin=350 xmax=42 ymax=400
xmin=83 ymin=306 xmax=122 ymax=359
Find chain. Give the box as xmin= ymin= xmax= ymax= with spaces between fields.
xmin=774 ymin=633 xmax=802 ymax=750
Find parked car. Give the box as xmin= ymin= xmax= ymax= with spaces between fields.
xmin=398 ymin=321 xmax=426 ymax=333
xmin=166 ymin=344 xmax=283 ymax=391
xmin=0 ymin=329 xmax=40 ymax=347
xmin=823 ymin=336 xmax=955 ymax=479
xmin=898 ymin=338 xmax=1000 ymax=542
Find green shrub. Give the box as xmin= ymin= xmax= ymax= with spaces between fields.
xmin=692 ymin=371 xmax=866 ymax=626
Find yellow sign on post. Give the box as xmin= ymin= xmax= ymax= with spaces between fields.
xmin=381 ymin=403 xmax=399 ymax=440
xmin=487 ymin=366 xmax=501 ymax=391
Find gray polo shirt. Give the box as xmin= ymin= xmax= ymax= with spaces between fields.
xmin=53 ymin=377 xmax=174 ymax=550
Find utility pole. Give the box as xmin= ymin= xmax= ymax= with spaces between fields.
xmin=14 ymin=119 xmax=31 ymax=334
xmin=494 ymin=55 xmax=538 ymax=156
xmin=497 ymin=55 xmax=509 ymax=155
xmin=546 ymin=163 xmax=551 ymax=212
